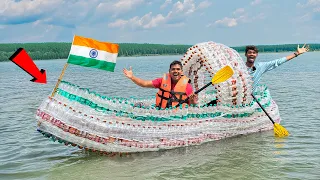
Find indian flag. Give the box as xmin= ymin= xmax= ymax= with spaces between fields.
xmin=67 ymin=35 xmax=119 ymax=72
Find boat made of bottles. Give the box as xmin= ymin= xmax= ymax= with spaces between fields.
xmin=36 ymin=42 xmax=282 ymax=153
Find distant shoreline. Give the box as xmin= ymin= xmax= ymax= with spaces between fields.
xmin=2 ymin=51 xmax=319 ymax=63
xmin=1 ymin=42 xmax=319 ymax=62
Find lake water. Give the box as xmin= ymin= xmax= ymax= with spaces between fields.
xmin=0 ymin=52 xmax=320 ymax=180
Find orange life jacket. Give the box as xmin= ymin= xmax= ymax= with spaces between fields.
xmin=155 ymin=73 xmax=190 ymax=109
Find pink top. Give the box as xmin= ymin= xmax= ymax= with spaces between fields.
xmin=152 ymin=78 xmax=193 ymax=96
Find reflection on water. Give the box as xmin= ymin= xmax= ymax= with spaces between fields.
xmin=46 ymin=132 xmax=282 ymax=180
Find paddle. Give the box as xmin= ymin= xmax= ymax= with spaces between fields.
xmin=175 ymin=65 xmax=234 ymax=108
xmin=251 ymin=94 xmax=289 ymax=137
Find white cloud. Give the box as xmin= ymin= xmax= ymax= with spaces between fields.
xmin=0 ymin=0 xmax=63 ymax=22
xmin=0 ymin=0 xmax=101 ymax=27
xmin=32 ymin=20 xmax=41 ymax=27
xmin=211 ymin=12 xmax=265 ymax=28
xmin=97 ymin=0 xmax=144 ymax=14
xmin=160 ymin=0 xmax=172 ymax=9
xmin=209 ymin=1 xmax=266 ymax=29
xmin=108 ymin=0 xmax=206 ymax=29
xmin=214 ymin=17 xmax=237 ymax=27
xmin=173 ymin=0 xmax=196 ymax=15
xmin=297 ymin=13 xmax=312 ymax=22
xmin=0 ymin=0 xmax=145 ymax=27
xmin=197 ymin=0 xmax=212 ymax=10
xmin=307 ymin=0 xmax=320 ymax=6
xmin=144 ymin=14 xmax=167 ymax=28
xmin=296 ymin=0 xmax=320 ymax=22
xmin=237 ymin=13 xmax=265 ymax=23
xmin=296 ymin=2 xmax=303 ymax=8
xmin=233 ymin=8 xmax=245 ymax=15
xmin=108 ymin=12 xmax=167 ymax=29
xmin=2 ymin=0 xmax=207 ymax=30
xmin=114 ymin=0 xmax=144 ymax=10
xmin=297 ymin=0 xmax=320 ymax=8
xmin=108 ymin=19 xmax=128 ymax=28
xmin=0 ymin=0 xmax=9 ymax=13
xmin=251 ymin=0 xmax=262 ymax=6
xmin=45 ymin=25 xmax=54 ymax=33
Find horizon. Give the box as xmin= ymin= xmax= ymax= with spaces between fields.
xmin=1 ymin=0 xmax=319 ymax=46
xmin=1 ymin=41 xmax=320 ymax=47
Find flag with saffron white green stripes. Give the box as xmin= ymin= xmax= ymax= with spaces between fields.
xmin=67 ymin=35 xmax=119 ymax=72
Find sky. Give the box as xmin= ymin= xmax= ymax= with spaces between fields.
xmin=0 ymin=0 xmax=319 ymax=46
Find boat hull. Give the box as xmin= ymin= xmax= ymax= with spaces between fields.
xmin=36 ymin=82 xmax=281 ymax=153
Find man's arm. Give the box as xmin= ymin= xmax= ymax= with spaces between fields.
xmin=123 ymin=67 xmax=155 ymax=88
xmin=263 ymin=57 xmax=287 ymax=72
xmin=286 ymin=44 xmax=310 ymax=61
xmin=263 ymin=44 xmax=310 ymax=73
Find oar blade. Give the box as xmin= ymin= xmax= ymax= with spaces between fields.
xmin=212 ymin=65 xmax=234 ymax=84
xmin=274 ymin=123 xmax=289 ymax=137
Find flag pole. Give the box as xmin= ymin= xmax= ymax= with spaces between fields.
xmin=50 ymin=63 xmax=69 ymax=97
xmin=50 ymin=35 xmax=75 ymax=97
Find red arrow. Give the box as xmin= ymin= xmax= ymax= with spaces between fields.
xmin=9 ymin=48 xmax=47 ymax=84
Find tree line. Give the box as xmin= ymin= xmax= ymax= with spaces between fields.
xmin=0 ymin=42 xmax=319 ymax=62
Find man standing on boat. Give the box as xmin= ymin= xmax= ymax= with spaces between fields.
xmin=245 ymin=44 xmax=310 ymax=90
xmin=123 ymin=60 xmax=198 ymax=108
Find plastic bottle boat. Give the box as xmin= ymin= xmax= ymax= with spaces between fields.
xmin=35 ymin=42 xmax=282 ymax=153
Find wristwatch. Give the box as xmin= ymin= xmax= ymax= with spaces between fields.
xmin=294 ymin=52 xmax=299 ymax=57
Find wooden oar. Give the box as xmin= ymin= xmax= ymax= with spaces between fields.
xmin=251 ymin=94 xmax=289 ymax=137
xmin=175 ymin=65 xmax=234 ymax=108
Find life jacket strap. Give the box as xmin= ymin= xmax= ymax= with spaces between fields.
xmin=170 ymin=90 xmax=187 ymax=106
xmin=157 ymin=88 xmax=187 ymax=108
